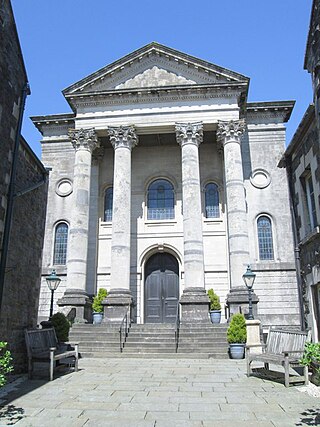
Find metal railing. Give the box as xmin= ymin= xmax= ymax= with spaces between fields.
xmin=174 ymin=303 xmax=180 ymax=353
xmin=119 ymin=306 xmax=131 ymax=353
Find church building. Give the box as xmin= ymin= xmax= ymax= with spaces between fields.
xmin=32 ymin=43 xmax=301 ymax=330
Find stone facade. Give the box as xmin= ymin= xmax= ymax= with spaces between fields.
xmin=280 ymin=0 xmax=320 ymax=341
xmin=33 ymin=43 xmax=301 ymax=331
xmin=0 ymin=0 xmax=48 ymax=371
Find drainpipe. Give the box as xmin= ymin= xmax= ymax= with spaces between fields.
xmin=284 ymin=157 xmax=305 ymax=331
xmin=0 ymin=82 xmax=30 ymax=312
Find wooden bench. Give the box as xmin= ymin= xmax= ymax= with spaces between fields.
xmin=25 ymin=328 xmax=79 ymax=381
xmin=246 ymin=328 xmax=311 ymax=387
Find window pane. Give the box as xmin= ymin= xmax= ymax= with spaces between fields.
xmin=257 ymin=216 xmax=274 ymax=260
xmin=205 ymin=183 xmax=220 ymax=218
xmin=53 ymin=223 xmax=68 ymax=265
xmin=147 ymin=179 xmax=174 ymax=220
xmin=104 ymin=187 xmax=113 ymax=222
xmin=306 ymin=175 xmax=317 ymax=230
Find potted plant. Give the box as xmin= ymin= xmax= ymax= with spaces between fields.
xmin=227 ymin=313 xmax=247 ymax=359
xmin=92 ymin=288 xmax=108 ymax=325
xmin=300 ymin=342 xmax=320 ymax=386
xmin=207 ymin=289 xmax=222 ymax=323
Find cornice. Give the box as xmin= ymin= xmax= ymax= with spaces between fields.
xmin=31 ymin=113 xmax=75 ymax=134
xmin=245 ymin=101 xmax=295 ymax=123
xmin=66 ymin=82 xmax=247 ymax=110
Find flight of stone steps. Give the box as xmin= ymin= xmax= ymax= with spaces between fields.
xmin=69 ymin=321 xmax=229 ymax=359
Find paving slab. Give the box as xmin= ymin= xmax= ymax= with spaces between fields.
xmin=0 ymin=357 xmax=318 ymax=426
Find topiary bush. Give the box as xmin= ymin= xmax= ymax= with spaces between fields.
xmin=50 ymin=312 xmax=70 ymax=342
xmin=207 ymin=289 xmax=221 ymax=311
xmin=0 ymin=342 xmax=13 ymax=387
xmin=92 ymin=288 xmax=108 ymax=313
xmin=227 ymin=313 xmax=247 ymax=344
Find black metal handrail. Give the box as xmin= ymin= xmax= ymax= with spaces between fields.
xmin=174 ymin=303 xmax=180 ymax=353
xmin=119 ymin=306 xmax=131 ymax=352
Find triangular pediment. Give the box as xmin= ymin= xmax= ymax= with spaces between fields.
xmin=63 ymin=42 xmax=249 ymax=95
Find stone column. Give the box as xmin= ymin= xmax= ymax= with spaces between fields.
xmin=102 ymin=125 xmax=138 ymax=323
xmin=58 ymin=128 xmax=99 ymax=322
xmin=217 ymin=120 xmax=258 ymax=315
xmin=175 ymin=122 xmax=209 ymax=323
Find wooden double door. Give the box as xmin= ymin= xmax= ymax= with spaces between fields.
xmin=144 ymin=253 xmax=179 ymax=323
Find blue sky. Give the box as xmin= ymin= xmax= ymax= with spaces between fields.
xmin=12 ymin=0 xmax=313 ymax=158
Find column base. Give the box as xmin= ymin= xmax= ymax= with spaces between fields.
xmin=57 ymin=289 xmax=92 ymax=323
xmin=179 ymin=287 xmax=210 ymax=324
xmin=102 ymin=288 xmax=132 ymax=324
xmin=226 ymin=287 xmax=259 ymax=318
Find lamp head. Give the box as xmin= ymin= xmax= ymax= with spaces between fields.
xmin=242 ymin=265 xmax=256 ymax=290
xmin=46 ymin=269 xmax=61 ymax=291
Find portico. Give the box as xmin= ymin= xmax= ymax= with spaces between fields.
xmin=33 ymin=43 xmax=301 ymax=330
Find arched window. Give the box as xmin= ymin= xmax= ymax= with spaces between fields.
xmin=205 ymin=183 xmax=220 ymax=218
xmin=147 ymin=179 xmax=174 ymax=220
xmin=53 ymin=222 xmax=68 ymax=265
xmin=257 ymin=216 xmax=274 ymax=260
xmin=104 ymin=187 xmax=113 ymax=222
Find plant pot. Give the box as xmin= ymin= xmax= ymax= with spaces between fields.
xmin=310 ymin=361 xmax=320 ymax=386
xmin=92 ymin=312 xmax=103 ymax=325
xmin=210 ymin=310 xmax=221 ymax=324
xmin=229 ymin=343 xmax=245 ymax=359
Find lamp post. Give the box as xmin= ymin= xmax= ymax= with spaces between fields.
xmin=242 ymin=265 xmax=256 ymax=320
xmin=46 ymin=270 xmax=61 ymax=318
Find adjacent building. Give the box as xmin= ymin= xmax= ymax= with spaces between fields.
xmin=33 ymin=42 xmax=301 ymax=331
xmin=0 ymin=0 xmax=48 ymax=371
xmin=281 ymin=0 xmax=320 ymax=341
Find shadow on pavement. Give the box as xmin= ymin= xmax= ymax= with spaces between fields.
xmin=0 ymin=363 xmax=80 ymax=425
xmin=295 ymin=408 xmax=320 ymax=426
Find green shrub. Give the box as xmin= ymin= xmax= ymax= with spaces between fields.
xmin=92 ymin=288 xmax=108 ymax=313
xmin=0 ymin=342 xmax=13 ymax=387
xmin=50 ymin=312 xmax=70 ymax=342
xmin=300 ymin=342 xmax=320 ymax=367
xmin=227 ymin=313 xmax=247 ymax=344
xmin=207 ymin=289 xmax=221 ymax=311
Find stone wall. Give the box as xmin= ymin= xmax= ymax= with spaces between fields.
xmin=0 ymin=140 xmax=48 ymax=371
xmin=0 ymin=0 xmax=48 ymax=372
xmin=0 ymin=0 xmax=27 ymax=252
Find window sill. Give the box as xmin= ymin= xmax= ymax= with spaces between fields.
xmin=203 ymin=218 xmax=223 ymax=224
xmin=100 ymin=221 xmax=112 ymax=227
xmin=145 ymin=220 xmax=177 ymax=226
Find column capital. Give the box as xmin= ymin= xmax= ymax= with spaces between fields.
xmin=216 ymin=120 xmax=246 ymax=145
xmin=175 ymin=122 xmax=203 ymax=147
xmin=108 ymin=125 xmax=138 ymax=150
xmin=69 ymin=128 xmax=99 ymax=152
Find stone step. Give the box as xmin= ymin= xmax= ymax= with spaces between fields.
xmin=70 ymin=326 xmax=120 ymax=332
xmin=124 ymin=342 xmax=176 ymax=348
xmin=178 ymin=333 xmax=227 ymax=339
xmin=80 ymin=351 xmax=228 ymax=359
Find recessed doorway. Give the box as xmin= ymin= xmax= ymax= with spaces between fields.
xmin=144 ymin=252 xmax=179 ymax=323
